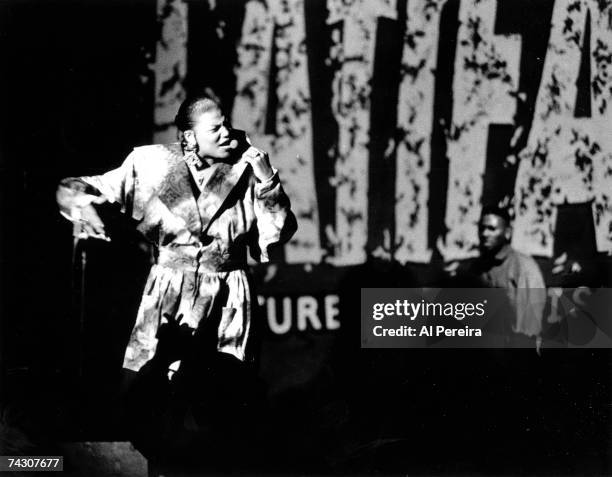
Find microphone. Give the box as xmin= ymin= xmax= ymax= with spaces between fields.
xmin=228 ymin=139 xmax=239 ymax=149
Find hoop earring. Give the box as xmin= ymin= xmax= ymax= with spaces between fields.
xmin=184 ymin=139 xmax=197 ymax=153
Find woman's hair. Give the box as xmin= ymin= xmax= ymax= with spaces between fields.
xmin=174 ymin=88 xmax=223 ymax=132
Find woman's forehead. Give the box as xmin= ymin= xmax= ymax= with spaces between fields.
xmin=193 ymin=108 xmax=225 ymax=127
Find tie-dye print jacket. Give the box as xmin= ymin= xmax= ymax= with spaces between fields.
xmin=58 ymin=143 xmax=297 ymax=371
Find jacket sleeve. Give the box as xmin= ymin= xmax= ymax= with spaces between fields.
xmin=57 ymin=150 xmax=143 ymax=223
xmin=249 ymin=169 xmax=297 ymax=263
xmin=513 ymin=258 xmax=547 ymax=337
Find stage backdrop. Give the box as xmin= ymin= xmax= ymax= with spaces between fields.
xmin=152 ymin=0 xmax=612 ymax=265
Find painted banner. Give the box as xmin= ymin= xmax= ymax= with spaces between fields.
xmin=153 ymin=0 xmax=612 ymax=265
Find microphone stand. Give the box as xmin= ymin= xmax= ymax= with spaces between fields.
xmin=71 ymin=222 xmax=87 ymax=381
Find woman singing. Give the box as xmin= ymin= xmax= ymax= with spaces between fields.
xmin=57 ymin=90 xmax=297 ymax=375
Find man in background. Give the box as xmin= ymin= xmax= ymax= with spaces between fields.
xmin=473 ymin=206 xmax=546 ymax=353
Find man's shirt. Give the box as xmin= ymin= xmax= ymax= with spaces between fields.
xmin=474 ymin=244 xmax=546 ymax=338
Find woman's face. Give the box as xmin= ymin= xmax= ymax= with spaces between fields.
xmin=187 ymin=108 xmax=233 ymax=160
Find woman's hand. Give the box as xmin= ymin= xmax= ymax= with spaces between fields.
xmin=77 ymin=203 xmax=109 ymax=240
xmin=242 ymin=146 xmax=274 ymax=182
xmin=57 ymin=185 xmax=110 ymax=241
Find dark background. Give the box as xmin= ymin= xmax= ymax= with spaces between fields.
xmin=0 ymin=0 xmax=611 ymax=474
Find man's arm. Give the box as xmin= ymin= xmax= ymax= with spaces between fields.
xmin=514 ymin=256 xmax=547 ymax=352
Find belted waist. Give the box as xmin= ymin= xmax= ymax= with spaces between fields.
xmin=157 ymin=247 xmax=246 ymax=273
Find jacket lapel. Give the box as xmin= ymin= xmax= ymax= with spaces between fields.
xmin=157 ymin=147 xmax=203 ymax=235
xmin=197 ymin=159 xmax=250 ymax=234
